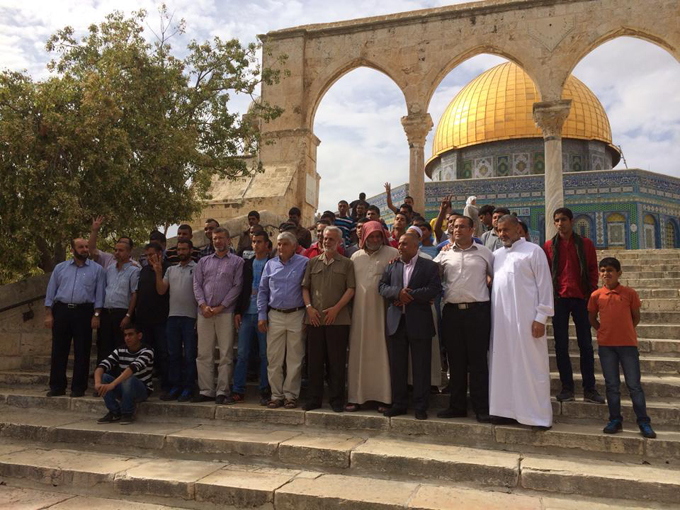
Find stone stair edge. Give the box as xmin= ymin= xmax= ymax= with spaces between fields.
xmin=0 ymin=430 xmax=679 ymax=507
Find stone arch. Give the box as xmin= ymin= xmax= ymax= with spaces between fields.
xmin=574 ymin=215 xmax=594 ymax=240
xmin=557 ymin=28 xmax=680 ymax=94
xmin=422 ymin=46 xmax=541 ymax=113
xmin=306 ymin=58 xmax=408 ymax=129
xmin=665 ymin=218 xmax=680 ymax=249
xmin=643 ymin=213 xmax=658 ymax=249
xmin=606 ymin=212 xmax=627 ymax=248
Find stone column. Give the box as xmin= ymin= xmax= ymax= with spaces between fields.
xmin=401 ymin=113 xmax=433 ymax=215
xmin=533 ymin=100 xmax=571 ymax=240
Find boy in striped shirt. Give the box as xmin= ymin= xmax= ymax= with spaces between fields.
xmin=95 ymin=324 xmax=154 ymax=424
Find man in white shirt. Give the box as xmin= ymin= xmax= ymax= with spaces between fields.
xmin=434 ymin=216 xmax=494 ymax=423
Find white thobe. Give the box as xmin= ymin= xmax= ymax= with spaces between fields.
xmin=489 ymin=238 xmax=555 ymax=427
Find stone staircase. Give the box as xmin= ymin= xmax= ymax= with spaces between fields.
xmin=0 ymin=249 xmax=679 ymax=509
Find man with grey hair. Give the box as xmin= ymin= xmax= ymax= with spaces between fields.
xmin=489 ymin=215 xmax=554 ymax=429
xmin=257 ymin=231 xmax=309 ymax=409
xmin=302 ymin=226 xmax=355 ymax=412
xmin=193 ymin=226 xmax=244 ymax=404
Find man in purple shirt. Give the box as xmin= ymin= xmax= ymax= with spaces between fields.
xmin=257 ymin=231 xmax=308 ymax=409
xmin=192 ymin=227 xmax=244 ymax=403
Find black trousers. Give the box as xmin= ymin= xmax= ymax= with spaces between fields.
xmin=442 ymin=302 xmax=490 ymax=415
xmin=97 ymin=308 xmax=127 ymax=363
xmin=49 ymin=302 xmax=94 ymax=393
xmin=388 ymin=316 xmax=431 ymax=412
xmin=307 ymin=325 xmax=349 ymax=406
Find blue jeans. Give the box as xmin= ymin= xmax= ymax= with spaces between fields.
xmin=598 ymin=346 xmax=650 ymax=424
xmin=166 ymin=316 xmax=197 ymax=392
xmin=553 ymin=297 xmax=596 ymax=391
xmin=232 ymin=314 xmax=268 ymax=394
xmin=141 ymin=322 xmax=169 ymax=391
xmin=102 ymin=373 xmax=148 ymax=415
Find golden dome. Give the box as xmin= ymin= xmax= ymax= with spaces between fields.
xmin=427 ymin=62 xmax=618 ymax=173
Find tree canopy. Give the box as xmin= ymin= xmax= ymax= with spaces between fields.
xmin=0 ymin=7 xmax=286 ymax=282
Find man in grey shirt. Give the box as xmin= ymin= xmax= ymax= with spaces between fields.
xmin=480 ymin=207 xmax=510 ymax=252
xmin=152 ymin=239 xmax=198 ymax=402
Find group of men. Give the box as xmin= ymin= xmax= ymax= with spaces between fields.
xmin=45 ymin=194 xmax=608 ymax=428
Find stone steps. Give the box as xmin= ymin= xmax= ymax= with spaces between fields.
xmin=0 ymin=446 xmax=673 ymax=510
xmin=546 ymin=323 xmax=680 ymax=340
xmin=641 ymin=298 xmax=680 ymax=311
xmin=637 ymin=288 xmax=680 ymax=299
xmin=548 ymin=352 xmax=680 ymax=375
xmin=613 ymin=278 xmax=680 ymax=289
xmin=547 ymin=336 xmax=680 ymax=357
xmin=550 ymin=372 xmax=680 ymax=398
xmin=0 ymin=408 xmax=679 ymax=506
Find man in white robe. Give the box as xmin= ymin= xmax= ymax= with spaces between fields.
xmin=489 ymin=215 xmax=555 ymax=428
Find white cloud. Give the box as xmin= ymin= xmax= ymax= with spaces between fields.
xmin=1 ymin=2 xmax=677 ymax=216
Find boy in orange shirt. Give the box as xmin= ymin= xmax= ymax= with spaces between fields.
xmin=588 ymin=257 xmax=656 ymax=439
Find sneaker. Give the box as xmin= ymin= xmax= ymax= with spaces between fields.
xmin=583 ymin=389 xmax=605 ymax=404
xmin=177 ymin=389 xmax=193 ymax=402
xmin=556 ymin=389 xmax=575 ymax=402
xmin=226 ymin=393 xmax=245 ymax=405
xmin=639 ymin=422 xmax=657 ymax=439
xmin=120 ymin=414 xmax=134 ymax=425
xmin=160 ymin=387 xmax=181 ymax=401
xmin=97 ymin=412 xmax=121 ymax=424
xmin=603 ymin=419 xmax=623 ymax=434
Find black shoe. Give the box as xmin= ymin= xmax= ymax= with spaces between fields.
xmin=331 ymin=403 xmax=344 ymax=413
xmin=639 ymin=422 xmax=657 ymax=439
xmin=383 ymin=407 xmax=407 ymax=418
xmin=603 ymin=420 xmax=623 ymax=434
xmin=436 ymin=408 xmax=467 ymax=419
xmin=120 ymin=414 xmax=134 ymax=425
xmin=476 ymin=413 xmax=491 ymax=423
xmin=491 ymin=416 xmax=518 ymax=425
xmin=532 ymin=425 xmax=552 ymax=431
xmin=584 ymin=388 xmax=606 ymax=404
xmin=97 ymin=412 xmax=121 ymax=424
xmin=303 ymin=402 xmax=322 ymax=411
xmin=415 ymin=410 xmax=428 ymax=420
xmin=69 ymin=391 xmax=85 ymax=398
xmin=46 ymin=389 xmax=66 ymax=397
xmin=215 ymin=394 xmax=228 ymax=405
xmin=556 ymin=389 xmax=575 ymax=402
xmin=191 ymin=394 xmax=215 ymax=403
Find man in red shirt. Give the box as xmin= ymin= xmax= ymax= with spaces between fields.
xmin=543 ymin=208 xmax=604 ymax=404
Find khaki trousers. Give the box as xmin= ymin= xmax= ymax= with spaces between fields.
xmin=197 ymin=312 xmax=234 ymax=397
xmin=267 ymin=309 xmax=305 ymax=401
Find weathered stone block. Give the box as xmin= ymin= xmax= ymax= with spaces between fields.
xmin=409 ymin=484 xmax=542 ymax=510
xmin=214 ymin=404 xmax=304 ymax=425
xmin=195 ymin=466 xmax=297 ymax=507
xmin=278 ymin=434 xmax=365 ymax=468
xmin=304 ymin=409 xmax=389 ymax=431
xmin=389 ymin=416 xmax=495 ymax=444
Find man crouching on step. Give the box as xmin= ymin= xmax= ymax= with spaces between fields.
xmin=95 ymin=324 xmax=154 ymax=425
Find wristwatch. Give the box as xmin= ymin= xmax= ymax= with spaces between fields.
xmin=305 ymin=304 xmax=312 ymax=308
xmin=94 ymin=312 xmax=100 ymax=317
xmin=125 ymin=313 xmax=131 ymax=318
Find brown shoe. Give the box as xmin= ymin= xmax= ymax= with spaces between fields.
xmin=267 ymin=399 xmax=284 ymax=409
xmin=284 ymin=399 xmax=298 ymax=409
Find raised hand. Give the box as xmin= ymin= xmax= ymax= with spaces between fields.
xmin=92 ymin=215 xmax=104 ymax=231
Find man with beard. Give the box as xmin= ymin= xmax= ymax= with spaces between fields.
xmin=44 ymin=238 xmax=105 ymax=397
xmin=489 ymin=215 xmax=554 ymax=429
xmin=346 ymin=220 xmax=399 ymax=412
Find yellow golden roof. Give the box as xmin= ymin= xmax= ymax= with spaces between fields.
xmin=429 ymin=62 xmax=615 ymax=165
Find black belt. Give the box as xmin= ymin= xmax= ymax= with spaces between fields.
xmin=270 ymin=306 xmax=305 ymax=314
xmin=445 ymin=301 xmax=489 ymax=310
xmin=55 ymin=302 xmax=93 ymax=309
xmin=104 ymin=307 xmax=128 ymax=313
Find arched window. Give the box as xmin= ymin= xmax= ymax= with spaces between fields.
xmin=574 ymin=215 xmax=591 ymax=239
xmin=606 ymin=213 xmax=626 ymax=247
xmin=643 ymin=214 xmax=657 ymax=249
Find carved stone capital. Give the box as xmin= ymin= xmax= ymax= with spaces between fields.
xmin=533 ymin=100 xmax=572 ymax=141
xmin=401 ymin=113 xmax=433 ymax=148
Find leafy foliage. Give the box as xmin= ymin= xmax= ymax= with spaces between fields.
xmin=0 ymin=6 xmax=286 ymax=282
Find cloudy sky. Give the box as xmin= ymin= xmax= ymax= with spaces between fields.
xmin=2 ymin=0 xmax=678 ymax=214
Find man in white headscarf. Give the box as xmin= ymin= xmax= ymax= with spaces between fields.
xmin=464 ymin=196 xmax=483 ymax=237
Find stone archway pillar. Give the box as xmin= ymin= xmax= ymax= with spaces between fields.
xmin=533 ymin=100 xmax=572 ymax=240
xmin=401 ymin=113 xmax=433 ymax=215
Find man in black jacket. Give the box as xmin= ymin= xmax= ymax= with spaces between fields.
xmin=229 ymin=230 xmax=272 ymax=405
xmin=379 ymin=233 xmax=442 ymax=420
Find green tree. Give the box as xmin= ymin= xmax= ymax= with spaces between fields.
xmin=0 ymin=7 xmax=286 ymax=282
